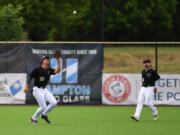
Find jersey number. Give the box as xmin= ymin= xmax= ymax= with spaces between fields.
xmin=40 ymin=77 xmax=45 ymax=81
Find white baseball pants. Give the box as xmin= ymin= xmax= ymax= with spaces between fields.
xmin=32 ymin=87 xmax=57 ymax=120
xmin=134 ymin=86 xmax=158 ymax=119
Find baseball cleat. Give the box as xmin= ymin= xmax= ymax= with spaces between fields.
xmin=131 ymin=115 xmax=139 ymax=121
xmin=154 ymin=115 xmax=158 ymax=121
xmin=41 ymin=115 xmax=51 ymax=123
xmin=30 ymin=118 xmax=38 ymax=124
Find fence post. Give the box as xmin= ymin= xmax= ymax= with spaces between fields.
xmin=100 ymin=0 xmax=104 ymax=41
xmin=155 ymin=43 xmax=158 ymax=72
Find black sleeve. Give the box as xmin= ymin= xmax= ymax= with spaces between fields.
xmin=49 ymin=68 xmax=55 ymax=75
xmin=27 ymin=68 xmax=37 ymax=85
xmin=154 ymin=70 xmax=160 ymax=81
xmin=141 ymin=70 xmax=144 ymax=84
xmin=141 ymin=70 xmax=144 ymax=78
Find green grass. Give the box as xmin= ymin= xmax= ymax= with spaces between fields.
xmin=0 ymin=106 xmax=180 ymax=135
xmin=104 ymin=46 xmax=180 ymax=73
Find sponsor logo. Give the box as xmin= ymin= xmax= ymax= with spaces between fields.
xmin=47 ymin=58 xmax=90 ymax=103
xmin=103 ymin=75 xmax=131 ymax=103
xmin=10 ymin=80 xmax=22 ymax=96
xmin=0 ymin=79 xmax=22 ymax=97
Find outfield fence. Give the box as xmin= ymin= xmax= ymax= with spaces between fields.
xmin=0 ymin=42 xmax=180 ymax=105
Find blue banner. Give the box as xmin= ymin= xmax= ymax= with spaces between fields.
xmin=25 ymin=43 xmax=103 ymax=104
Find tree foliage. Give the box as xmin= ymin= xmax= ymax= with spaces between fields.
xmin=104 ymin=0 xmax=178 ymax=41
xmin=0 ymin=0 xmax=179 ymax=41
xmin=21 ymin=0 xmax=56 ymax=41
xmin=0 ymin=4 xmax=25 ymax=41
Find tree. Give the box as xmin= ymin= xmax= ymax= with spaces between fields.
xmin=173 ymin=0 xmax=180 ymax=41
xmin=0 ymin=0 xmax=178 ymax=41
xmin=48 ymin=0 xmax=96 ymax=41
xmin=0 ymin=4 xmax=25 ymax=41
xmin=104 ymin=0 xmax=178 ymax=41
xmin=21 ymin=0 xmax=56 ymax=41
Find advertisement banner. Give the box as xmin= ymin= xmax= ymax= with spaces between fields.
xmin=26 ymin=44 xmax=103 ymax=104
xmin=0 ymin=73 xmax=26 ymax=104
xmin=103 ymin=74 xmax=180 ymax=105
xmin=0 ymin=44 xmax=26 ymax=73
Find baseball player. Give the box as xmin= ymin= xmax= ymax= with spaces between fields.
xmin=131 ymin=59 xmax=160 ymax=121
xmin=24 ymin=55 xmax=61 ymax=124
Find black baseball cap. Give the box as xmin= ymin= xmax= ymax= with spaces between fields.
xmin=143 ymin=59 xmax=151 ymax=64
xmin=40 ymin=56 xmax=49 ymax=64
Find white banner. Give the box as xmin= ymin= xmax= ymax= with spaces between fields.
xmin=0 ymin=73 xmax=26 ymax=104
xmin=103 ymin=74 xmax=180 ymax=105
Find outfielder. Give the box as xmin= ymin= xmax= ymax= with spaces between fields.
xmin=24 ymin=50 xmax=61 ymax=124
xmin=131 ymin=59 xmax=160 ymax=121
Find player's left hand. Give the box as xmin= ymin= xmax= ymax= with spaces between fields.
xmin=57 ymin=58 xmax=61 ymax=63
xmin=53 ymin=49 xmax=61 ymax=60
xmin=154 ymin=88 xmax=158 ymax=93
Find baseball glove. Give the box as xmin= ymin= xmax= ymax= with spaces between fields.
xmin=53 ymin=49 xmax=61 ymax=59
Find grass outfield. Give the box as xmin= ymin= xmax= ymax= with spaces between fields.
xmin=0 ymin=106 xmax=179 ymax=135
xmin=104 ymin=46 xmax=180 ymax=73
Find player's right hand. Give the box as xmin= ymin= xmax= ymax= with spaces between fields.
xmin=154 ymin=87 xmax=158 ymax=93
xmin=24 ymin=84 xmax=29 ymax=93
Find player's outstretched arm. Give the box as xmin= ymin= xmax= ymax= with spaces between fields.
xmin=53 ymin=49 xmax=61 ymax=74
xmin=54 ymin=58 xmax=61 ymax=74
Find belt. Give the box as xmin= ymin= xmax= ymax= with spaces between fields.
xmin=35 ymin=86 xmax=46 ymax=89
xmin=143 ymin=85 xmax=155 ymax=87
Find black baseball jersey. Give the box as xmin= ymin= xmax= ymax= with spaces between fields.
xmin=142 ymin=68 xmax=160 ymax=87
xmin=28 ymin=67 xmax=55 ymax=88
